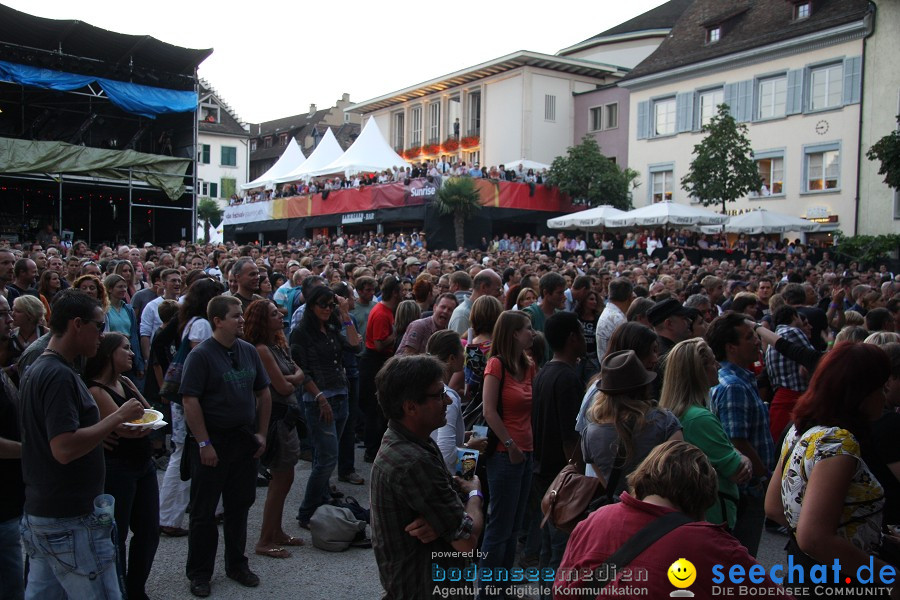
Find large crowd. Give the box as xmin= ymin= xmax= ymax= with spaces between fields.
xmin=1 ymin=226 xmax=899 ymax=599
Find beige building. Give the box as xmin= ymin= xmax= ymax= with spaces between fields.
xmin=858 ymin=0 xmax=900 ymax=236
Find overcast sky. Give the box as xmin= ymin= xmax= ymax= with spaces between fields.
xmin=6 ymin=0 xmax=668 ymax=124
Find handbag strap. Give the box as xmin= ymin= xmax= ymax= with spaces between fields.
xmin=591 ymin=511 xmax=694 ymax=590
xmin=603 ymin=441 xmax=628 ymax=502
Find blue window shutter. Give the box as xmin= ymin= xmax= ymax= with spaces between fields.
xmin=786 ymin=70 xmax=803 ymax=115
xmin=737 ymin=80 xmax=753 ymax=122
xmin=637 ymin=101 xmax=650 ymax=140
xmin=723 ymin=83 xmax=738 ymax=117
xmin=843 ymin=56 xmax=862 ymax=105
xmin=676 ymin=92 xmax=694 ymax=133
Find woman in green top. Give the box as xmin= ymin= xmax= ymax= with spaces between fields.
xmin=659 ymin=338 xmax=753 ymax=528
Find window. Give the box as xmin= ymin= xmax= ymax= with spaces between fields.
xmin=590 ymin=103 xmax=618 ymax=131
xmin=653 ymin=97 xmax=676 ymax=136
xmin=392 ymin=112 xmax=405 ymax=149
xmin=545 ymin=94 xmax=556 ymax=122
xmin=758 ymin=76 xmax=787 ymax=119
xmin=755 ymin=156 xmax=784 ymax=196
xmin=464 ymin=150 xmax=480 ymax=167
xmin=221 ymin=177 xmax=236 ymax=200
xmin=794 ymin=1 xmax=811 ymax=20
xmin=805 ymin=147 xmax=840 ymax=192
xmin=707 ymin=27 xmax=721 ymax=44
xmin=221 ymin=146 xmax=237 ymax=167
xmin=250 ymin=140 xmax=257 ymax=153
xmin=410 ymin=106 xmax=422 ymax=147
xmin=199 ymin=99 xmax=219 ymax=123
xmin=198 ymin=144 xmax=210 ymax=164
xmin=279 ymin=134 xmax=289 ymax=147
xmin=429 ymin=102 xmax=441 ymax=143
xmin=699 ymin=88 xmax=724 ymax=127
xmin=651 ymin=170 xmax=674 ymax=203
xmin=200 ymin=181 xmax=218 ymax=198
xmin=810 ymin=63 xmax=843 ymax=111
xmin=344 ymin=113 xmax=350 ymax=124
xmin=467 ymin=92 xmax=481 ymax=136
xmin=264 ymin=137 xmax=272 ymax=149
xmin=894 ymin=190 xmax=900 ymax=220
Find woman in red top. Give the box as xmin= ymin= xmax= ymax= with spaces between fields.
xmin=479 ymin=310 xmax=536 ymax=597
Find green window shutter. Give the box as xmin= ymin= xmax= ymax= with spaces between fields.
xmin=221 ymin=146 xmax=236 ymax=166
xmin=636 ymin=101 xmax=650 ymax=140
xmin=209 ymin=183 xmax=218 ymax=198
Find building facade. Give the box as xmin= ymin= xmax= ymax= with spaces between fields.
xmin=619 ymin=0 xmax=871 ymax=238
xmin=197 ymin=80 xmax=250 ymax=206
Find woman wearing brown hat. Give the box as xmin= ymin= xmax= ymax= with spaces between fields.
xmin=582 ymin=349 xmax=683 ymax=496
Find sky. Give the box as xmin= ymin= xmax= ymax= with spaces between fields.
xmin=5 ymin=0 xmax=669 ymax=124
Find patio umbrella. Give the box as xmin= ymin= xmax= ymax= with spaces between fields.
xmin=547 ymin=205 xmax=627 ymax=230
xmin=610 ymin=201 xmax=729 ymax=228
xmin=723 ymin=209 xmax=820 ymax=234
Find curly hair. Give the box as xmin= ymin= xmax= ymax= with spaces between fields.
xmin=73 ymin=274 xmax=108 ymax=312
xmin=243 ymin=299 xmax=286 ymax=348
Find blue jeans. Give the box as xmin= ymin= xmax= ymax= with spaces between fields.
xmin=479 ymin=451 xmax=533 ymax=598
xmin=20 ymin=512 xmax=121 ymax=600
xmin=297 ymin=394 xmax=348 ymax=523
xmin=0 ymin=516 xmax=24 ymax=600
xmin=105 ymin=458 xmax=159 ymax=600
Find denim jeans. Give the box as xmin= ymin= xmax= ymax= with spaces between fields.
xmin=0 ymin=516 xmax=24 ymax=600
xmin=338 ymin=377 xmax=360 ymax=477
xmin=105 ymin=458 xmax=159 ymax=600
xmin=297 ymin=394 xmax=348 ymax=523
xmin=20 ymin=512 xmax=122 ymax=600
xmin=734 ymin=489 xmax=766 ymax=558
xmin=479 ymin=451 xmax=533 ymax=598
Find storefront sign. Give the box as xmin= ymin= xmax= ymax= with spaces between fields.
xmin=341 ymin=212 xmax=375 ymax=225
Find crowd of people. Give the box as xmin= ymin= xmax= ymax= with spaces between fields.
xmin=0 ymin=229 xmax=899 ymax=599
xmin=232 ymin=160 xmax=548 ymax=205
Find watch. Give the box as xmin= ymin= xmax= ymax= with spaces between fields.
xmin=198 ymin=439 xmax=212 ymax=448
xmin=503 ymin=438 xmax=514 ymax=448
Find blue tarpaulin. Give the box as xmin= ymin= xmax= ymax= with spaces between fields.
xmin=0 ymin=60 xmax=197 ymax=119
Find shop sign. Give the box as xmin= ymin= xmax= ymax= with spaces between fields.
xmin=342 ymin=212 xmax=375 ymax=225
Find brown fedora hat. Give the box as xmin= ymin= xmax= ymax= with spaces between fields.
xmin=598 ymin=349 xmax=657 ymax=394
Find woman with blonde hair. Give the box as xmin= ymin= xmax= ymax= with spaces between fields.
xmin=10 ymin=295 xmax=47 ymax=364
xmin=114 ymin=259 xmax=147 ymax=302
xmin=865 ymin=331 xmax=900 ymax=346
xmin=479 ymin=310 xmax=536 ymax=597
xmin=659 ymin=338 xmax=752 ymax=528
xmin=393 ymin=299 xmax=421 ymax=346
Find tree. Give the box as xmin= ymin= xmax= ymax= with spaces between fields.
xmin=681 ymin=103 xmax=762 ymax=214
xmin=433 ymin=176 xmax=481 ymax=249
xmin=547 ymin=135 xmax=637 ymax=210
xmin=866 ymin=115 xmax=900 ymax=190
xmin=197 ymin=197 xmax=224 ymax=243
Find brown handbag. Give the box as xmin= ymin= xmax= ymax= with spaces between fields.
xmin=540 ymin=445 xmax=624 ymax=534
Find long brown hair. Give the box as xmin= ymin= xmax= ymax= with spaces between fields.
xmin=243 ymin=299 xmax=286 ymax=348
xmin=488 ymin=310 xmax=533 ymax=378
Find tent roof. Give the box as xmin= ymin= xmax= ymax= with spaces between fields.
xmin=273 ymin=128 xmax=345 ymax=183
xmin=609 ymin=201 xmax=728 ymax=227
xmin=505 ymin=159 xmax=551 ymax=172
xmin=547 ymin=205 xmax=627 ymax=230
xmin=723 ymin=209 xmax=820 ymax=234
xmin=240 ymin=138 xmax=305 ymax=190
xmin=305 ymin=118 xmax=408 ymax=178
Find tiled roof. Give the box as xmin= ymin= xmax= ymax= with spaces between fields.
xmin=569 ymin=0 xmax=694 ymax=47
xmin=198 ymin=80 xmax=248 ymax=137
xmin=623 ymin=0 xmax=870 ymax=81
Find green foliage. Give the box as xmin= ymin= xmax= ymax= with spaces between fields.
xmin=197 ymin=196 xmax=224 ymax=242
xmin=865 ymin=116 xmax=900 ymax=190
xmin=434 ymin=177 xmax=482 ymax=249
xmin=681 ymin=104 xmax=763 ymax=213
xmin=834 ymin=231 xmax=900 ymax=266
xmin=221 ymin=177 xmax=237 ymax=200
xmin=547 ymin=136 xmax=637 ymax=210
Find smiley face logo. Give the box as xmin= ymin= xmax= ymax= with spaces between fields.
xmin=668 ymin=558 xmax=696 ymax=589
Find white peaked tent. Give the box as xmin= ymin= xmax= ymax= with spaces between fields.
xmin=505 ymin=158 xmax=551 ymax=172
xmin=608 ymin=201 xmax=729 ymax=228
xmin=272 ymin=128 xmax=344 ymax=183
xmin=723 ymin=209 xmax=821 ymax=234
xmin=240 ymin=138 xmax=305 ymax=190
xmin=547 ymin=205 xmax=627 ymax=230
xmin=304 ymin=117 xmax=408 ymax=177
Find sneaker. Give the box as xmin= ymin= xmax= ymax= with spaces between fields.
xmin=226 ymin=568 xmax=260 ymax=588
xmin=190 ymin=579 xmax=211 ymax=597
xmin=338 ymin=472 xmax=365 ymax=485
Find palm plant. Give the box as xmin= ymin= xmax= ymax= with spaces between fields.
xmin=197 ymin=197 xmax=224 ymax=243
xmin=433 ymin=177 xmax=482 ymax=249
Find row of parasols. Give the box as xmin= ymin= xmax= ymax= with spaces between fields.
xmin=547 ymin=202 xmax=822 ymax=235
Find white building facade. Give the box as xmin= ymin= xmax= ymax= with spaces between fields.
xmin=197 ymin=81 xmax=250 ymax=205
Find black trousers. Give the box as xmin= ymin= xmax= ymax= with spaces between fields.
xmin=359 ymin=350 xmax=389 ymax=458
xmin=185 ymin=431 xmax=258 ymax=581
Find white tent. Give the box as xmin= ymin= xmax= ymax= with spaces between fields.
xmin=547 ymin=205 xmax=627 ymax=230
xmin=609 ymin=201 xmax=729 ymax=228
xmin=304 ymin=117 xmax=408 ymax=177
xmin=723 ymin=209 xmax=821 ymax=234
xmin=272 ymin=128 xmax=344 ymax=183
xmin=239 ymin=138 xmax=305 ymax=190
xmin=505 ymin=158 xmax=551 ymax=172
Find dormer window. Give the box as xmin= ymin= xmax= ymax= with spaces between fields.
xmin=793 ymin=1 xmax=811 ymax=20
xmin=279 ymin=133 xmax=289 ymax=147
xmin=706 ymin=26 xmax=721 ymax=43
xmin=264 ymin=137 xmax=272 ymax=149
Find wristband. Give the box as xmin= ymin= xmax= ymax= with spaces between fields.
xmin=468 ymin=489 xmax=484 ymax=501
xmin=198 ymin=439 xmax=212 ymax=448
xmin=343 ymin=321 xmax=353 ymax=327
xmin=315 ymin=392 xmax=325 ymax=401
xmin=829 ymin=303 xmax=840 ymax=309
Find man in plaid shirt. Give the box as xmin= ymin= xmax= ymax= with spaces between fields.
xmin=371 ymin=355 xmax=485 ymax=599
xmin=707 ymin=313 xmax=774 ymax=558
xmin=765 ymin=306 xmax=814 ymax=442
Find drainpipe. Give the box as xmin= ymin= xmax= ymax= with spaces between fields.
xmin=854 ymin=3 xmax=877 ymax=236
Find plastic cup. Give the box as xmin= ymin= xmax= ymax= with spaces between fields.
xmin=93 ymin=494 xmax=115 ymax=524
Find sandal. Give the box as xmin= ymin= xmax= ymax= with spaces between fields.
xmin=254 ymin=547 xmax=290 ymax=559
xmin=278 ymin=536 xmax=304 ymax=547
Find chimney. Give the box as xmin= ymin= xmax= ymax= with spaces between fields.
xmin=342 ymin=93 xmax=350 ymax=103
xmin=309 ymin=103 xmax=317 ymax=117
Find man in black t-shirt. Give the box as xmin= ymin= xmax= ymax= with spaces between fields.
xmin=18 ymin=289 xmax=143 ymax=598
xmin=180 ymin=295 xmax=271 ymax=597
xmin=531 ymin=311 xmax=586 ymax=588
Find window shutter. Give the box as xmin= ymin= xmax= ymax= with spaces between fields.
xmin=786 ymin=70 xmax=803 ymax=115
xmin=843 ymin=56 xmax=862 ymax=105
xmin=723 ymin=83 xmax=738 ymax=117
xmin=738 ymin=80 xmax=753 ymax=122
xmin=676 ymin=92 xmax=694 ymax=132
xmin=637 ymin=101 xmax=650 ymax=140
